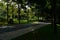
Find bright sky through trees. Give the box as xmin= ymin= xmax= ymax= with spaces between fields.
xmin=25 ymin=5 xmax=30 ymax=9
xmin=0 ymin=0 xmax=1 ymax=1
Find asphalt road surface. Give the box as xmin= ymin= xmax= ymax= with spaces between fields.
xmin=0 ymin=22 xmax=51 ymax=40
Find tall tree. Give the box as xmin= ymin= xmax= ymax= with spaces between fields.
xmin=50 ymin=0 xmax=57 ymax=33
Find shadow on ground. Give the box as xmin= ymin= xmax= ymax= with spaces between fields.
xmin=12 ymin=25 xmax=60 ymax=40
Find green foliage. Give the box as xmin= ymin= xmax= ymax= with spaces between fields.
xmin=0 ymin=0 xmax=60 ymax=25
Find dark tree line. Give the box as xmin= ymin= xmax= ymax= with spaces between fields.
xmin=28 ymin=0 xmax=58 ymax=33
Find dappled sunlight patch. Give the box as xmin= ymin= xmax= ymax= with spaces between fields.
xmin=57 ymin=24 xmax=60 ymax=26
xmin=32 ymin=22 xmax=39 ymax=24
xmin=56 ymin=24 xmax=60 ymax=29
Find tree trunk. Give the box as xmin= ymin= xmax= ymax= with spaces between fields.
xmin=50 ymin=0 xmax=57 ymax=33
xmin=7 ymin=1 xmax=9 ymax=24
xmin=18 ymin=4 xmax=20 ymax=24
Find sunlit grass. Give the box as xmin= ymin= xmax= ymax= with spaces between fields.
xmin=57 ymin=24 xmax=60 ymax=26
xmin=0 ymin=19 xmax=38 ymax=26
xmin=32 ymin=22 xmax=39 ymax=24
xmin=20 ymin=20 xmax=27 ymax=24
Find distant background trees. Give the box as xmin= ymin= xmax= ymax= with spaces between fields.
xmin=0 ymin=0 xmax=60 ymax=26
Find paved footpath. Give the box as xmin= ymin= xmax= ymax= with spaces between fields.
xmin=0 ymin=22 xmax=51 ymax=40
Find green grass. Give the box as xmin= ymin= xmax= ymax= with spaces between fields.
xmin=20 ymin=20 xmax=28 ymax=24
xmin=12 ymin=24 xmax=60 ymax=40
xmin=0 ymin=20 xmax=39 ymax=26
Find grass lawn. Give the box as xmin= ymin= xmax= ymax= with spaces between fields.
xmin=11 ymin=24 xmax=60 ymax=40
xmin=0 ymin=20 xmax=39 ymax=26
